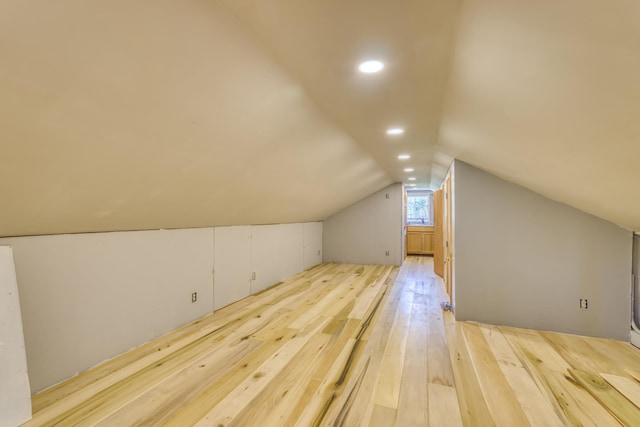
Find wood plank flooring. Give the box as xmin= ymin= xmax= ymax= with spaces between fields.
xmin=24 ymin=257 xmax=640 ymax=426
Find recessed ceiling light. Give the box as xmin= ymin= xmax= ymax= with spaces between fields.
xmin=358 ymin=60 xmax=385 ymax=74
xmin=397 ymin=154 xmax=411 ymax=160
xmin=386 ymin=128 xmax=404 ymax=135
xmin=408 ymin=177 xmax=416 ymax=181
xmin=406 ymin=183 xmax=416 ymax=187
xmin=404 ymin=168 xmax=414 ymax=172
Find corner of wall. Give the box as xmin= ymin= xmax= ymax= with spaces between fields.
xmin=453 ymin=161 xmax=631 ymax=340
xmin=323 ymin=183 xmax=403 ymax=266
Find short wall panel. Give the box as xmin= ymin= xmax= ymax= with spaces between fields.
xmin=214 ymin=226 xmax=252 ymax=310
xmin=251 ymin=223 xmax=304 ymax=293
xmin=303 ymin=222 xmax=323 ymax=270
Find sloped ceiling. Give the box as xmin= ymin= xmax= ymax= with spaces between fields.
xmin=1 ymin=0 xmax=640 ymax=237
xmin=440 ymin=0 xmax=640 ymax=231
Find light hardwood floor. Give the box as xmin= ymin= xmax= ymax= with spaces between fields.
xmin=24 ymin=257 xmax=640 ymax=426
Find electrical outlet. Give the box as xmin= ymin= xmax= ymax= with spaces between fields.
xmin=251 ymin=272 xmax=256 ymax=281
xmin=579 ymin=298 xmax=588 ymax=309
xmin=192 ymin=292 xmax=197 ymax=303
xmin=317 ymin=249 xmax=321 ymax=256
xmin=385 ymin=250 xmax=390 ymax=256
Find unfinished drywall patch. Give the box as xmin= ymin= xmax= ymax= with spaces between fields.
xmin=323 ymin=183 xmax=403 ymax=266
xmin=453 ymin=160 xmax=632 ymax=340
xmin=0 ymin=246 xmax=32 ymax=426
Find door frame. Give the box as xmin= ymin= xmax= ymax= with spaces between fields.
xmin=443 ymin=169 xmax=453 ymax=306
xmin=433 ymin=189 xmax=444 ymax=277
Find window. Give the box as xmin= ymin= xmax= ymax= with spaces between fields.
xmin=406 ymin=191 xmax=433 ymax=226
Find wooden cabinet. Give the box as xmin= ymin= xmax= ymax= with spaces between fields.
xmin=407 ymin=232 xmax=423 ymax=253
xmin=406 ymin=226 xmax=434 ymax=255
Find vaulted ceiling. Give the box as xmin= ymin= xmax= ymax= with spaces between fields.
xmin=1 ymin=0 xmax=639 ymax=237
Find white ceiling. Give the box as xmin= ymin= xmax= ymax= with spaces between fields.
xmin=1 ymin=0 xmax=639 ymax=236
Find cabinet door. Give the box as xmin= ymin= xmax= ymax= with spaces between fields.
xmin=407 ymin=232 xmax=423 ymax=254
xmin=423 ymin=233 xmax=434 ymax=254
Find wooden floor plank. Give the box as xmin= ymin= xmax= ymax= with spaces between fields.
xmin=501 ymin=326 xmax=621 ymax=427
xmin=588 ymin=338 xmax=640 ymax=374
xmin=372 ymin=280 xmax=415 ymax=409
xmin=370 ymin=404 xmax=397 ymax=427
xmin=428 ymin=383 xmax=463 ymax=427
xmin=321 ymin=279 xmax=406 ymax=426
xmin=480 ymin=324 xmax=564 ymax=427
xmin=395 ymin=282 xmax=429 ymax=427
xmin=293 ymin=270 xmax=398 ymax=427
xmin=426 ymin=278 xmax=454 ymax=387
xmin=228 ymin=332 xmax=332 ymax=427
xmin=626 ymin=369 xmax=640 ymax=384
xmin=443 ymin=312 xmax=496 ymax=427
xmin=193 ymin=318 xmax=329 ymax=427
xmin=349 ymin=269 xmax=390 ymax=320
xmin=541 ymin=331 xmax=625 ymax=376
xmin=95 ymin=338 xmax=261 ymax=426
xmin=601 ymin=373 xmax=640 ymax=409
xmin=289 ymin=337 xmax=357 ymax=427
xmin=163 ymin=328 xmax=300 ymax=426
xmin=570 ymin=369 xmax=640 ymax=425
xmin=461 ymin=322 xmax=531 ymax=426
xmin=286 ymin=321 xmax=369 ymax=426
xmin=38 ymin=328 xmax=265 ymax=426
xmin=359 ymin=271 xmax=397 ymax=343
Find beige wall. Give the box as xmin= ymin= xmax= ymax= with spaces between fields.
xmin=323 ymin=183 xmax=404 ymax=266
xmin=453 ymin=160 xmax=632 ymax=340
